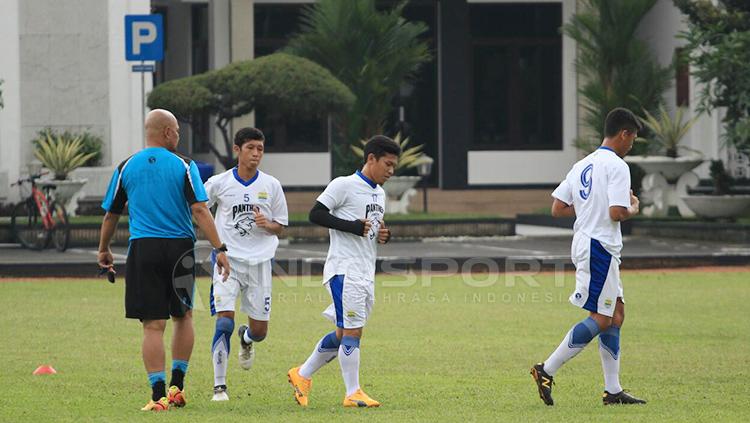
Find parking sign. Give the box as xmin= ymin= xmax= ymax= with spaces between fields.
xmin=125 ymin=15 xmax=164 ymax=61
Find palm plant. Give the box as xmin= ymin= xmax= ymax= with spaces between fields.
xmin=563 ymin=0 xmax=672 ymax=153
xmin=33 ymin=130 xmax=97 ymax=180
xmin=640 ymin=106 xmax=701 ymax=158
xmin=350 ymin=133 xmax=425 ymax=174
xmin=285 ymin=0 xmax=432 ymax=175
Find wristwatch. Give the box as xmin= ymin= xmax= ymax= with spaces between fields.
xmin=213 ymin=243 xmax=228 ymax=255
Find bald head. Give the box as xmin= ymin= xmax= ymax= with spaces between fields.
xmin=145 ymin=109 xmax=180 ymax=150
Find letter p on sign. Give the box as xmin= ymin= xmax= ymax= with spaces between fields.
xmin=125 ymin=15 xmax=164 ymax=61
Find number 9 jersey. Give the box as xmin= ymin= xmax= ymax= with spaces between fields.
xmin=551 ymin=147 xmax=631 ymax=258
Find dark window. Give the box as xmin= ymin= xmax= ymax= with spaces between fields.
xmin=469 ymin=3 xmax=562 ymax=151
xmin=254 ymin=4 xmax=327 ymax=152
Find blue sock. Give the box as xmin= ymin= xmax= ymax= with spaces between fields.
xmin=569 ymin=316 xmax=601 ymax=348
xmin=320 ymin=331 xmax=341 ymax=350
xmin=148 ymin=371 xmax=166 ymax=401
xmin=212 ymin=317 xmax=234 ymax=387
xmin=242 ymin=326 xmax=267 ymax=344
xmin=544 ymin=317 xmax=602 ymax=376
xmin=213 ymin=317 xmax=235 ymax=353
xmin=170 ymin=360 xmax=189 ymax=390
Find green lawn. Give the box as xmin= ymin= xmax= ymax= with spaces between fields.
xmin=0 ymin=270 xmax=748 ymax=422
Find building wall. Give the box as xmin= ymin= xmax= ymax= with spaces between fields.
xmin=639 ymin=0 xmax=722 ymax=178
xmin=0 ymin=0 xmax=149 ymax=203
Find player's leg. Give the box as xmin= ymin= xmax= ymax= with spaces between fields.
xmin=168 ymin=310 xmax=193 ymax=407
xmin=288 ymin=275 xmax=345 ymax=407
xmin=600 ymin=298 xmax=646 ymax=404
xmin=237 ymin=260 xmax=272 ymax=369
xmin=210 ymin=256 xmax=240 ymax=401
xmin=142 ymin=319 xmax=170 ymax=410
xmin=338 ymin=277 xmax=379 ymax=407
xmin=532 ymin=235 xmax=612 ymax=405
xmin=165 ymin=239 xmax=196 ymax=407
xmin=127 ymin=239 xmax=170 ymax=411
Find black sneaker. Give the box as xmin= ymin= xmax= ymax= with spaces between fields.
xmin=530 ymin=363 xmax=555 ymax=406
xmin=603 ymin=390 xmax=647 ymax=405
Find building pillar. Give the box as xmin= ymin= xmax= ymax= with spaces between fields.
xmin=438 ymin=0 xmax=470 ymax=189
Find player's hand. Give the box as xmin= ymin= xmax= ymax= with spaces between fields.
xmin=359 ymin=219 xmax=373 ymax=237
xmin=377 ymin=220 xmax=391 ymax=244
xmin=254 ymin=208 xmax=268 ymax=228
xmin=215 ymin=252 xmax=231 ymax=282
xmin=629 ymin=189 xmax=640 ymax=215
xmin=98 ymin=248 xmax=114 ymax=271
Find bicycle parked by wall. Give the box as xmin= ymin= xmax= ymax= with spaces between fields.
xmin=10 ymin=173 xmax=70 ymax=251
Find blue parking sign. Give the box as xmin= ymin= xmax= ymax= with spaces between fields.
xmin=125 ymin=15 xmax=164 ymax=61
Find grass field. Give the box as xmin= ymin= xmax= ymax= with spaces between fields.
xmin=1 ymin=269 xmax=748 ymax=422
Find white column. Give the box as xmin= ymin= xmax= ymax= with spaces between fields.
xmin=108 ymin=0 xmax=152 ymax=166
xmin=0 ymin=0 xmax=22 ymax=201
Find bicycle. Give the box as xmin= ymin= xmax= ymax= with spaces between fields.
xmin=10 ymin=173 xmax=70 ymax=251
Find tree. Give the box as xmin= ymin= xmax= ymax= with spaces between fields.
xmin=285 ymin=0 xmax=432 ymax=175
xmin=563 ymin=0 xmax=673 ymax=153
xmin=147 ymin=53 xmax=355 ymax=169
xmin=674 ymin=0 xmax=750 ymax=154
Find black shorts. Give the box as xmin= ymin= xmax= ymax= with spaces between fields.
xmin=125 ymin=238 xmax=196 ymax=320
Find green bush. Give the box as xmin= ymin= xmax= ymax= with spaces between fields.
xmin=675 ymin=0 xmax=750 ymax=154
xmin=148 ymin=53 xmax=354 ymax=169
xmin=563 ymin=0 xmax=672 ymax=153
xmin=33 ymin=128 xmax=103 ymax=167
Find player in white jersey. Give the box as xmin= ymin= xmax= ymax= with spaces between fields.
xmin=531 ymin=108 xmax=646 ymax=406
xmin=287 ymin=135 xmax=400 ymax=408
xmin=204 ymin=127 xmax=288 ymax=401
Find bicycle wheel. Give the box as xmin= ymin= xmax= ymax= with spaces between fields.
xmin=50 ymin=201 xmax=70 ymax=252
xmin=11 ymin=199 xmax=49 ymax=250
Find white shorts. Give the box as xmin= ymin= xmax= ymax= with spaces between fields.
xmin=211 ymin=257 xmax=272 ymax=321
xmin=322 ymin=274 xmax=374 ymax=329
xmin=569 ymin=233 xmax=624 ymax=318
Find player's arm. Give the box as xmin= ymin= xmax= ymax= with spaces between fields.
xmin=609 ymin=190 xmax=639 ymax=221
xmin=97 ymin=211 xmax=121 ymax=270
xmin=309 ymin=201 xmax=369 ymax=236
xmin=551 ymin=199 xmax=575 ymax=218
xmin=192 ymin=202 xmax=230 ymax=280
xmin=254 ymin=211 xmax=284 ymax=236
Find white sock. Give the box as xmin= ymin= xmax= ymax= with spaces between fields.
xmin=212 ymin=336 xmax=228 ymax=387
xmin=243 ymin=330 xmax=254 ymax=345
xmin=599 ymin=326 xmax=622 ymax=393
xmin=543 ymin=317 xmax=601 ymax=376
xmin=338 ymin=336 xmax=361 ymax=396
xmin=299 ymin=331 xmax=340 ymax=379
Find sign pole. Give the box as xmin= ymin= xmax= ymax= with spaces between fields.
xmin=141 ymin=60 xmax=146 ymax=144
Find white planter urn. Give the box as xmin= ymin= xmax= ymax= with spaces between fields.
xmin=680 ymin=195 xmax=750 ymax=219
xmin=41 ymin=179 xmax=88 ymax=216
xmin=383 ymin=176 xmax=420 ymax=214
xmin=625 ymin=155 xmax=704 ymax=217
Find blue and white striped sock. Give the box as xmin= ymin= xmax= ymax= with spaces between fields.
xmin=543 ymin=317 xmax=601 ymax=376
xmin=299 ymin=331 xmax=340 ymax=379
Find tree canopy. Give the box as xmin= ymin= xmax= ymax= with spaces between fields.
xmin=147 ymin=53 xmax=355 ymax=168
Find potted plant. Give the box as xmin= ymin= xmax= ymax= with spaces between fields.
xmin=626 ymin=106 xmax=703 ymax=180
xmin=33 ymin=130 xmax=96 ymax=215
xmin=681 ymin=160 xmax=750 ymax=219
xmin=351 ymin=133 xmax=427 ymax=213
xmin=624 ymin=106 xmax=704 ymax=216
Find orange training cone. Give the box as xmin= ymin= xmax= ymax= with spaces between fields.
xmin=33 ymin=365 xmax=57 ymax=375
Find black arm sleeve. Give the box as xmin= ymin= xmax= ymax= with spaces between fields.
xmin=309 ymin=201 xmax=365 ymax=236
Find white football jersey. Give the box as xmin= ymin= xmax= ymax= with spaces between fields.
xmin=204 ymin=168 xmax=289 ymax=262
xmin=552 ymin=147 xmax=631 ymax=257
xmin=317 ymin=171 xmax=386 ymax=282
